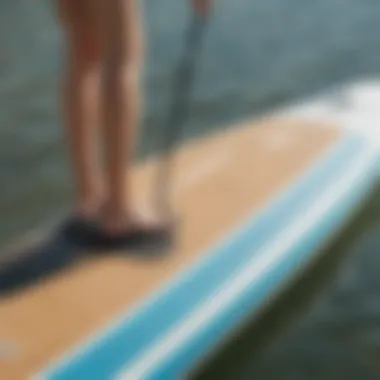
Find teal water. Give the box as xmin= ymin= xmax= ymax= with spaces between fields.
xmin=2 ymin=1 xmax=380 ymax=379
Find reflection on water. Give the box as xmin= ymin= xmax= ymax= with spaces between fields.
xmin=2 ymin=1 xmax=380 ymax=379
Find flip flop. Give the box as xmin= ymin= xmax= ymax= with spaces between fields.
xmin=84 ymin=220 xmax=175 ymax=254
xmin=58 ymin=212 xmax=177 ymax=255
xmin=58 ymin=216 xmax=98 ymax=246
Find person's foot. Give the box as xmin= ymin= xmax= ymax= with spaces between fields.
xmin=99 ymin=207 xmax=161 ymax=236
xmin=90 ymin=208 xmax=174 ymax=252
xmin=61 ymin=199 xmax=175 ymax=253
xmin=59 ymin=194 xmax=103 ymax=244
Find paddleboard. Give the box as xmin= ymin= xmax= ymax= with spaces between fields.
xmin=1 ymin=79 xmax=379 ymax=380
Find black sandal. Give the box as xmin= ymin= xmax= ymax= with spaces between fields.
xmin=58 ymin=216 xmax=98 ymax=245
xmin=59 ymin=215 xmax=175 ymax=254
xmin=85 ymin=220 xmax=175 ymax=253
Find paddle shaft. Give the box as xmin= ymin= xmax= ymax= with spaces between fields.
xmin=155 ymin=12 xmax=209 ymax=217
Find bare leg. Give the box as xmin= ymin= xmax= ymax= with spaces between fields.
xmin=99 ymin=0 xmax=147 ymax=235
xmin=57 ymin=0 xmax=171 ymax=248
xmin=58 ymin=0 xmax=103 ymax=220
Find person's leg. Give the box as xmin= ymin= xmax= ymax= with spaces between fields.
xmin=99 ymin=0 xmax=148 ymax=235
xmin=58 ymin=0 xmax=103 ymax=220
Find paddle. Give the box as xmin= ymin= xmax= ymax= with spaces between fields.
xmin=154 ymin=3 xmax=212 ymax=218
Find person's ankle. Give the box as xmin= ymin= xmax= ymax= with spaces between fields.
xmin=101 ymin=196 xmax=131 ymax=216
xmin=74 ymin=195 xmax=103 ymax=220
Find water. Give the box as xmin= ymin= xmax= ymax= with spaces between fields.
xmin=2 ymin=0 xmax=380 ymax=378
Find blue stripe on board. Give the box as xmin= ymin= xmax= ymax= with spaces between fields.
xmin=40 ymin=132 xmax=372 ymax=380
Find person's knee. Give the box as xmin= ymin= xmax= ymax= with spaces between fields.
xmin=69 ymin=35 xmax=102 ymax=72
